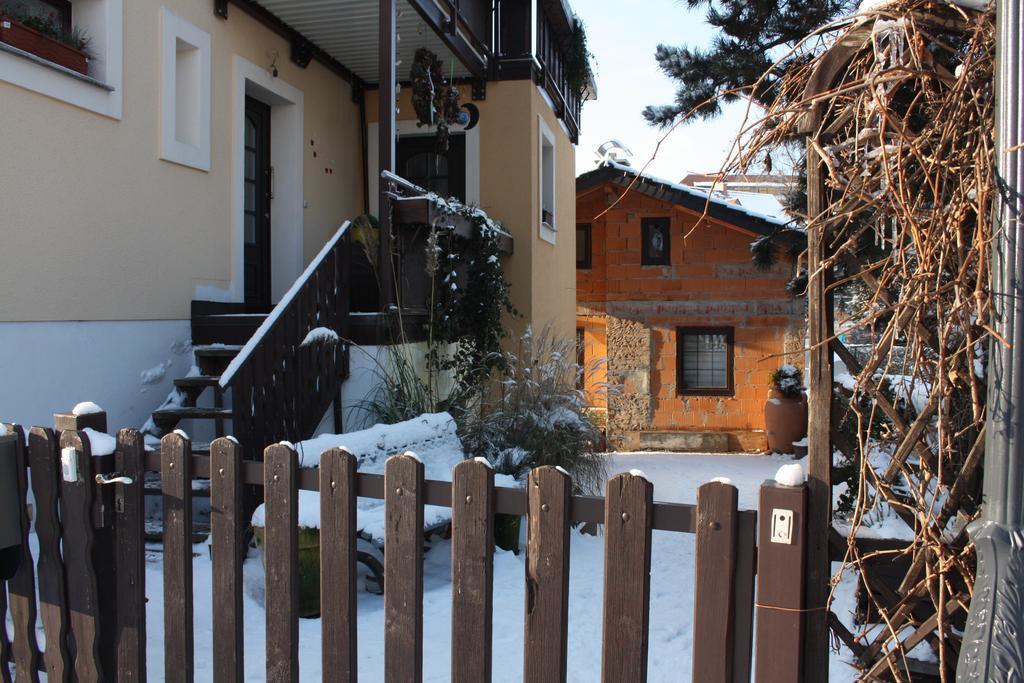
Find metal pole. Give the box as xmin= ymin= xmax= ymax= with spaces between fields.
xmin=957 ymin=1 xmax=1024 ymax=679
xmin=378 ymin=0 xmax=397 ymax=310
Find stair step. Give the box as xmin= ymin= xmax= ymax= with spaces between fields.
xmin=192 ymin=314 xmax=268 ymax=345
xmin=154 ymin=407 xmax=231 ymax=419
xmin=151 ymin=409 xmax=232 ymax=430
xmin=192 ymin=344 xmax=243 ymax=357
xmin=173 ymin=376 xmax=221 ymax=389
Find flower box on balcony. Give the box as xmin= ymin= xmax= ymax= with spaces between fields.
xmin=0 ymin=16 xmax=89 ymax=75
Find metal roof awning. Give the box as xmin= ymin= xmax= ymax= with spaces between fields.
xmin=226 ymin=0 xmax=485 ymax=84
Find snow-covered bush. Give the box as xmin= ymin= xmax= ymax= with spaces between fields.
xmin=769 ymin=364 xmax=805 ymax=398
xmin=459 ymin=328 xmax=609 ymax=495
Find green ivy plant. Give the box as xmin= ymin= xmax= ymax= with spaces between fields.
xmin=564 ymin=17 xmax=593 ymax=98
xmin=425 ymin=194 xmax=517 ymax=395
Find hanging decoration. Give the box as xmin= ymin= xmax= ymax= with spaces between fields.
xmin=410 ymin=47 xmax=462 ymax=154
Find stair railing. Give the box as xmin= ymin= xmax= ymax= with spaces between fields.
xmin=220 ymin=222 xmax=352 ymax=460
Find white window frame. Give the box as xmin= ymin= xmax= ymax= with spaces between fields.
xmin=538 ymin=114 xmax=557 ymax=244
xmin=160 ymin=8 xmax=211 ymax=171
xmin=0 ymin=0 xmax=123 ymax=119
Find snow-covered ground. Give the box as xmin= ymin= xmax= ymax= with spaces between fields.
xmin=136 ymin=451 xmax=861 ymax=682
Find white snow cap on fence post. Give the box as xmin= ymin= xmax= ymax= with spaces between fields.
xmin=710 ymin=476 xmax=733 ymax=485
xmin=403 ymin=451 xmax=422 ymax=463
xmin=775 ymin=463 xmax=807 ymax=487
xmin=278 ymin=440 xmax=295 ymax=450
xmin=473 ymin=456 xmax=493 ymax=469
xmin=83 ymin=428 xmax=116 ymax=456
xmin=173 ymin=428 xmax=189 ymax=440
xmin=72 ymin=401 xmax=104 ymax=416
xmin=628 ymin=468 xmax=648 ymax=480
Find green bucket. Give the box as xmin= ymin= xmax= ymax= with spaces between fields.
xmin=494 ymin=513 xmax=521 ymax=554
xmin=253 ymin=525 xmax=323 ymax=618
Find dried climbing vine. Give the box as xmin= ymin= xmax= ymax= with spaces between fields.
xmin=726 ymin=2 xmax=995 ymax=679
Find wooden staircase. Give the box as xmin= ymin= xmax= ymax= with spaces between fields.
xmin=146 ymin=222 xmax=354 ymax=458
xmin=149 ymin=329 xmax=256 ymax=446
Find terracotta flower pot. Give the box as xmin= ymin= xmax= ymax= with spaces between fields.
xmin=0 ymin=17 xmax=89 ymax=75
xmin=764 ymin=389 xmax=808 ymax=454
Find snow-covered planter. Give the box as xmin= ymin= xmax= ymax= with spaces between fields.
xmin=250 ymin=413 xmax=480 ymax=605
xmin=764 ymin=365 xmax=807 ymax=454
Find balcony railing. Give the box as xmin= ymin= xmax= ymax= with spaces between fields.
xmin=492 ymin=0 xmax=584 ymax=142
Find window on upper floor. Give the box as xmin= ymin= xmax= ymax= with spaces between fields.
xmin=641 ymin=217 xmax=671 ymax=266
xmin=677 ymin=327 xmax=734 ymax=396
xmin=160 ymin=7 xmax=211 ymax=171
xmin=576 ymin=223 xmax=592 ymax=269
xmin=539 ymin=115 xmax=556 ymax=244
xmin=0 ymin=0 xmax=123 ymax=118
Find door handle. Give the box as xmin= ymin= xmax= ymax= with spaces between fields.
xmin=95 ymin=472 xmax=134 ymax=485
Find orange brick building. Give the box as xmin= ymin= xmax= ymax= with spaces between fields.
xmin=576 ymin=163 xmax=805 ymax=452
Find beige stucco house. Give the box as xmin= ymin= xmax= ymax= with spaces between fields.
xmin=0 ymin=0 xmax=585 ymax=438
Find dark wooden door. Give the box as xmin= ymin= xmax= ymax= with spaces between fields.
xmin=396 ymin=134 xmax=466 ymax=201
xmin=244 ymin=96 xmax=272 ymax=311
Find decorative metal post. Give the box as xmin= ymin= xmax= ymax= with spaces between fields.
xmin=957 ymin=1 xmax=1024 ymax=678
xmin=377 ymin=0 xmax=397 ymax=310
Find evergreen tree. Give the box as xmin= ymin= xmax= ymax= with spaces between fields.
xmin=643 ymin=0 xmax=854 ymax=127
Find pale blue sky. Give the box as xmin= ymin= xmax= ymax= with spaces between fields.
xmin=573 ymin=0 xmax=760 ymax=180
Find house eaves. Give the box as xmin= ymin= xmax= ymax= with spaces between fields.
xmin=223 ymin=0 xmax=478 ymax=85
xmin=577 ymin=162 xmax=794 ymax=237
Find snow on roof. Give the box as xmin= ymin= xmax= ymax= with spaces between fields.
xmin=723 ymin=190 xmax=792 ymax=223
xmin=582 ymin=161 xmax=793 ymax=231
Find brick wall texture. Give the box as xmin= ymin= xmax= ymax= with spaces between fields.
xmin=576 ymin=183 xmax=805 ymax=451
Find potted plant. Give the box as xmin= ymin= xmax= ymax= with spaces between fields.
xmin=0 ymin=10 xmax=91 ymax=75
xmin=764 ymin=364 xmax=808 ymax=454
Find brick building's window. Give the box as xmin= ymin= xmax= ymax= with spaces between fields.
xmin=641 ymin=217 xmax=670 ymax=265
xmin=576 ymin=223 xmax=592 ymax=269
xmin=677 ymin=327 xmax=734 ymax=395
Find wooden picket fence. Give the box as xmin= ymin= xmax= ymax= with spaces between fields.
xmin=1 ymin=411 xmax=811 ymax=683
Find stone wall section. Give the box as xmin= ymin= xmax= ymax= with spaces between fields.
xmin=606 ymin=315 xmax=651 ymax=443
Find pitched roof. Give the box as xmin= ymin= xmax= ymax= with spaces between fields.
xmin=577 ymin=162 xmax=793 ymax=236
xmin=679 ymin=172 xmax=799 ymax=187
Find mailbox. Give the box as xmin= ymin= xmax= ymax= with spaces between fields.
xmin=0 ymin=433 xmax=22 ymax=579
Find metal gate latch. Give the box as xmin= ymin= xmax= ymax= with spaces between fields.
xmin=94 ymin=472 xmax=134 ymax=485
